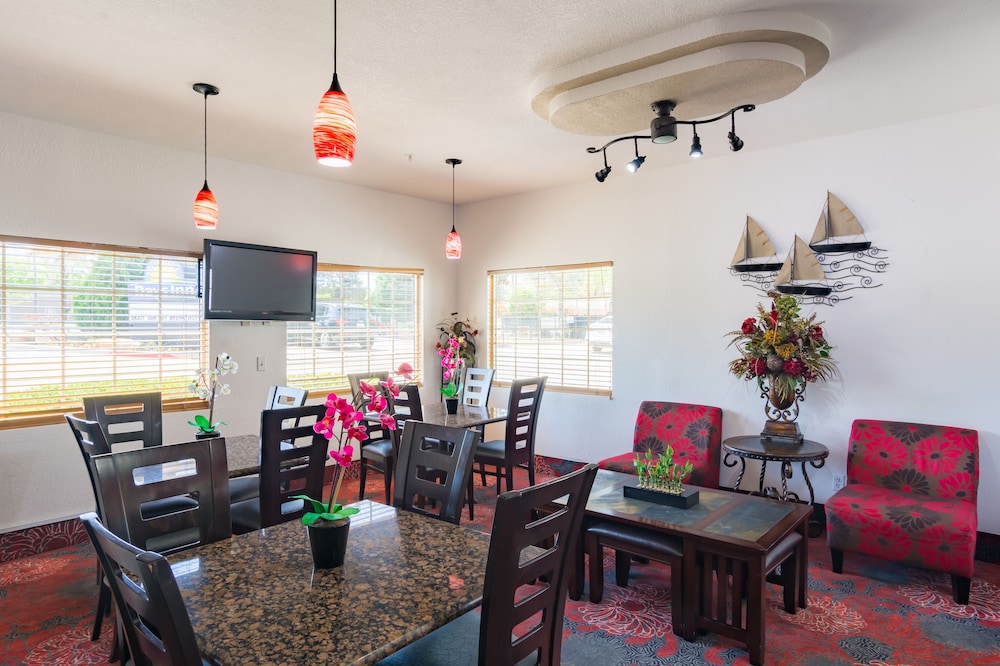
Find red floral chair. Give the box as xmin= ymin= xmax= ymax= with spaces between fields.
xmin=826 ymin=419 xmax=979 ymax=604
xmin=597 ymin=401 xmax=723 ymax=488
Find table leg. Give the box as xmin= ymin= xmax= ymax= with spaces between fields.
xmin=723 ymin=451 xmax=747 ymax=491
xmin=757 ymin=460 xmax=767 ymax=495
xmin=747 ymin=555 xmax=765 ymax=666
xmin=682 ymin=540 xmax=699 ymax=642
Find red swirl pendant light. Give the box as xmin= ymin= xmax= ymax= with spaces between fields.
xmin=313 ymin=0 xmax=356 ymax=167
xmin=445 ymin=158 xmax=463 ymax=259
xmin=192 ymin=83 xmax=219 ymax=229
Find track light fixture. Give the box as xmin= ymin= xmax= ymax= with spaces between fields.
xmin=587 ymin=99 xmax=754 ymax=182
xmin=689 ymin=124 xmax=702 ymax=158
xmin=626 ymin=138 xmax=646 ymax=173
xmin=594 ymin=149 xmax=611 ymax=182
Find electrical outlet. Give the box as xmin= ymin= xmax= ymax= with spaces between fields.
xmin=256 ymin=356 xmax=266 ymax=372
xmin=832 ymin=474 xmax=847 ymax=490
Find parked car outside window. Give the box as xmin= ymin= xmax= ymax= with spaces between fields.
xmin=588 ymin=315 xmax=612 ymax=352
xmin=315 ymin=303 xmax=377 ymax=349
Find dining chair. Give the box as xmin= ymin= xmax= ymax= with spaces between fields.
xmin=461 ymin=367 xmax=494 ymax=408
xmin=359 ymin=383 xmax=422 ymax=504
xmin=229 ymin=385 xmax=312 ymax=505
xmin=230 ymin=404 xmax=329 ymax=534
xmin=473 ymin=376 xmax=547 ymax=498
xmin=377 ymin=463 xmax=598 ymax=666
xmin=89 ymin=437 xmax=232 ymax=555
xmin=79 ymin=513 xmax=207 ymax=666
xmin=83 ymin=392 xmax=163 ymax=449
xmin=392 ymin=422 xmax=479 ymax=525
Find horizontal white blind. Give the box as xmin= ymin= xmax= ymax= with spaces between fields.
xmin=489 ymin=262 xmax=612 ymax=395
xmin=0 ymin=237 xmax=204 ymax=420
xmin=287 ymin=265 xmax=423 ymax=394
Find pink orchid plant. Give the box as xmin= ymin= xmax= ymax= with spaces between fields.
xmin=438 ymin=337 xmax=464 ymax=398
xmin=293 ymin=362 xmax=415 ymax=525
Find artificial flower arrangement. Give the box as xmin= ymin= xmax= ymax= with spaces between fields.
xmin=438 ymin=336 xmax=465 ymax=399
xmin=293 ymin=363 xmax=414 ymax=525
xmin=633 ymin=446 xmax=693 ymax=495
xmin=436 ymin=312 xmax=477 ymax=368
xmin=187 ymin=352 xmax=238 ymax=435
xmin=727 ymin=292 xmax=837 ymax=406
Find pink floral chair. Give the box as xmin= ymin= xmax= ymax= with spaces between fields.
xmin=826 ymin=419 xmax=979 ymax=604
xmin=597 ymin=401 xmax=723 ymax=488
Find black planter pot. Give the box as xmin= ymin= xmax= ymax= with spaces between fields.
xmin=445 ymin=398 xmax=459 ymax=415
xmin=195 ymin=430 xmax=220 ymax=440
xmin=307 ymin=518 xmax=350 ymax=569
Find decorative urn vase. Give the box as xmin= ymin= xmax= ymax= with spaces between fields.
xmin=307 ymin=517 xmax=350 ymax=569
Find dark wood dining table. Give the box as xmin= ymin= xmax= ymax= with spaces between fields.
xmin=418 ymin=402 xmax=508 ymax=429
xmin=170 ymin=500 xmax=491 ymax=665
xmin=568 ymin=469 xmax=812 ymax=666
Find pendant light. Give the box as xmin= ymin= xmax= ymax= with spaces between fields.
xmin=192 ymin=83 xmax=219 ymax=229
xmin=445 ymin=158 xmax=463 ymax=259
xmin=313 ymin=0 xmax=356 ymax=167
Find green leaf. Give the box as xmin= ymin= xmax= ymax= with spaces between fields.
xmin=291 ymin=495 xmax=326 ymax=514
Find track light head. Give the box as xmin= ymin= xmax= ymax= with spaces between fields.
xmin=650 ymin=100 xmax=678 ymax=144
xmin=595 ymin=166 xmax=612 ymax=182
xmin=626 ymin=155 xmax=645 ymax=173
xmin=689 ymin=127 xmax=702 ymax=158
xmin=728 ymin=131 xmax=744 ymax=152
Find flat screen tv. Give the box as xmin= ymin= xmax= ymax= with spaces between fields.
xmin=203 ymin=239 xmax=317 ymax=321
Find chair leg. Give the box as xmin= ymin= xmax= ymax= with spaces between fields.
xmin=614 ymin=549 xmax=632 ymax=586
xmin=587 ymin=534 xmax=605 ymax=603
xmin=383 ymin=457 xmax=393 ymax=506
xmin=782 ymin=556 xmax=797 ymax=614
xmin=504 ymin=465 xmax=514 ymax=494
xmin=479 ymin=462 xmax=487 ymax=487
xmin=91 ymin=580 xmax=110 ymax=640
xmin=466 ymin=476 xmax=475 ymax=520
xmin=830 ymin=548 xmax=844 ymax=573
xmin=358 ymin=460 xmax=368 ymax=501
xmin=953 ymin=574 xmax=971 ymax=605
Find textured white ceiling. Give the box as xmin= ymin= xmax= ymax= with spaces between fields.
xmin=1 ymin=0 xmax=999 ymax=204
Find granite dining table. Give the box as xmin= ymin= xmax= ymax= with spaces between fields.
xmin=170 ymin=500 xmax=491 ymax=665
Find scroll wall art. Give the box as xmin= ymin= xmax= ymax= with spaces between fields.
xmin=729 ymin=191 xmax=889 ymax=306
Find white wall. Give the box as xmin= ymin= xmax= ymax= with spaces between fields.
xmin=459 ymin=104 xmax=1000 ymax=534
xmin=0 ymin=111 xmax=457 ymax=532
xmin=2 ymin=105 xmax=998 ymax=536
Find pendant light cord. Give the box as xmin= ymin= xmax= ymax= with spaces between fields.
xmin=333 ymin=0 xmax=338 ymax=74
xmin=451 ymin=161 xmax=457 ymax=232
xmin=202 ymin=91 xmax=208 ymax=182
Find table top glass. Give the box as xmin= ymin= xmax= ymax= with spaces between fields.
xmin=171 ymin=500 xmax=490 ymax=665
xmin=419 ymin=402 xmax=508 ymax=429
xmin=580 ymin=470 xmax=811 ymax=550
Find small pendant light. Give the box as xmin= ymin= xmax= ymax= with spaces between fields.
xmin=314 ymin=0 xmax=356 ymax=167
xmin=445 ymin=158 xmax=463 ymax=259
xmin=192 ymin=83 xmax=219 ymax=229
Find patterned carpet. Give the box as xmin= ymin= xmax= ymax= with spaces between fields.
xmin=2 ymin=463 xmax=999 ymax=665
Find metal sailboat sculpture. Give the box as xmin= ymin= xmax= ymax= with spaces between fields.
xmin=774 ymin=235 xmax=832 ymax=296
xmin=731 ymin=216 xmax=783 ymax=272
xmin=809 ymin=191 xmax=871 ymax=254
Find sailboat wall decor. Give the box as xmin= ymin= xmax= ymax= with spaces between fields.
xmin=810 ymin=191 xmax=871 ymax=254
xmin=731 ymin=216 xmax=783 ymax=273
xmin=774 ymin=235 xmax=832 ymax=297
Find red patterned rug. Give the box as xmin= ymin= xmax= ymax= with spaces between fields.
xmin=3 ymin=463 xmax=999 ymax=665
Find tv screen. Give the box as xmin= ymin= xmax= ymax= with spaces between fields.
xmin=203 ymin=239 xmax=317 ymax=321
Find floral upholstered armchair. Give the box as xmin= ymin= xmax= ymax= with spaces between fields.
xmin=598 ymin=401 xmax=723 ymax=489
xmin=826 ymin=419 xmax=979 ymax=604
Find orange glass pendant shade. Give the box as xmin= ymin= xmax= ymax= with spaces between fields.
xmin=314 ymin=74 xmax=356 ymax=167
xmin=446 ymin=228 xmax=462 ymax=259
xmin=194 ymin=182 xmax=219 ymax=229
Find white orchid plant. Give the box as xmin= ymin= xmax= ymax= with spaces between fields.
xmin=187 ymin=352 xmax=238 ymax=435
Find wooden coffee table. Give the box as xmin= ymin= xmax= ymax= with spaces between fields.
xmin=571 ymin=470 xmax=811 ymax=666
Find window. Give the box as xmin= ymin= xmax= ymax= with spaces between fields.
xmin=287 ymin=265 xmax=422 ymax=394
xmin=0 ymin=236 xmax=205 ymax=427
xmin=489 ymin=262 xmax=612 ymax=395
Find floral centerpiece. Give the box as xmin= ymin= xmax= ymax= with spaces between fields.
xmin=436 ymin=312 xmax=477 ymax=369
xmin=727 ymin=292 xmax=836 ymax=439
xmin=438 ymin=336 xmax=464 ymax=400
xmin=633 ymin=447 xmax=693 ymax=495
xmin=187 ymin=352 xmax=238 ymax=436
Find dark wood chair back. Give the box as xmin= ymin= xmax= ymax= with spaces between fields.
xmin=481 ymin=463 xmax=598 ymax=665
xmin=393 ymin=422 xmax=479 ymax=524
xmin=389 ymin=383 xmax=423 ymax=422
xmin=66 ymin=415 xmax=111 ymax=514
xmin=461 ymin=367 xmax=494 ymax=408
xmin=80 ymin=512 xmax=203 ymax=665
xmin=231 ymin=404 xmax=329 ymax=534
xmin=265 ymin=385 xmax=308 ymax=410
xmin=83 ymin=391 xmax=163 ymax=449
xmin=502 ymin=375 xmax=547 ymax=471
xmin=90 ymin=437 xmax=231 ymax=554
xmin=347 ymin=371 xmax=389 ymax=404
